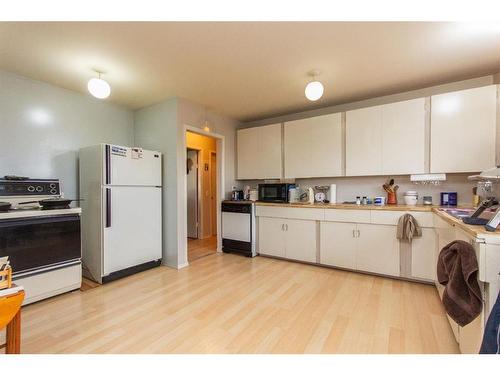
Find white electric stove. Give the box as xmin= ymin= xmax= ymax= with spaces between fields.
xmin=0 ymin=177 xmax=82 ymax=305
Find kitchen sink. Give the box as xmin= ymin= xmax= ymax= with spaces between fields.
xmin=439 ymin=207 xmax=496 ymax=220
xmin=438 ymin=208 xmax=476 ymax=219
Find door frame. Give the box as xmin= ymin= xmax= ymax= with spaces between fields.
xmin=209 ymin=150 xmax=217 ymax=237
xmin=186 ymin=147 xmax=202 ymax=239
xmin=180 ymin=125 xmax=225 ymax=268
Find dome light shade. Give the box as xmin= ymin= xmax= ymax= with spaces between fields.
xmin=88 ymin=77 xmax=111 ymax=99
xmin=305 ymin=80 xmax=324 ymax=101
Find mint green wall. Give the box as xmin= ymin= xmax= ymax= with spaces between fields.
xmin=0 ymin=71 xmax=134 ymax=199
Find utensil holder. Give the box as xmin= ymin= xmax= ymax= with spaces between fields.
xmin=387 ymin=192 xmax=397 ymax=205
xmin=0 ymin=267 xmax=12 ymax=290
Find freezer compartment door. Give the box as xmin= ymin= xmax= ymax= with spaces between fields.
xmin=104 ymin=144 xmax=162 ymax=186
xmin=103 ymin=186 xmax=162 ymax=276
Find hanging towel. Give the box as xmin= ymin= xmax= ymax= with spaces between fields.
xmin=480 ymin=290 xmax=500 ymax=354
xmin=437 ymin=240 xmax=483 ymax=326
xmin=396 ymin=213 xmax=422 ymax=243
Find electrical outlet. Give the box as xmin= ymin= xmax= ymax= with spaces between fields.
xmin=232 ymin=186 xmax=237 ymax=190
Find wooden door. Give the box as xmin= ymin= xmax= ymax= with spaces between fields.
xmin=210 ymin=152 xmax=217 ymax=236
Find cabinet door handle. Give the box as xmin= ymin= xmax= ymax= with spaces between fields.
xmin=285 ymin=224 xmax=288 ymax=231
xmin=352 ymin=229 xmax=355 ymax=237
xmin=357 ymin=230 xmax=360 ymax=237
xmin=281 ymin=223 xmax=284 ymax=231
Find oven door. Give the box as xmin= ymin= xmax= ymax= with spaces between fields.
xmin=0 ymin=214 xmax=81 ymax=274
xmin=258 ymin=184 xmax=287 ymax=203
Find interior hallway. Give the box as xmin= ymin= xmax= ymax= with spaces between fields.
xmin=188 ymin=236 xmax=217 ymax=262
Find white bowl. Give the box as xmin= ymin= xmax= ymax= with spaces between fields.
xmin=404 ymin=195 xmax=418 ymax=206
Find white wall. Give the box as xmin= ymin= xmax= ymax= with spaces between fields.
xmin=133 ymin=98 xmax=179 ymax=266
xmin=0 ymin=70 xmax=134 ymax=199
xmin=134 ymin=97 xmax=241 ymax=268
xmin=240 ymin=174 xmax=477 ymax=206
xmin=177 ymin=98 xmax=240 ymax=196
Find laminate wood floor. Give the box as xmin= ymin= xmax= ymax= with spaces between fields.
xmin=188 ymin=236 xmax=217 ymax=262
xmin=14 ymin=254 xmax=459 ymax=354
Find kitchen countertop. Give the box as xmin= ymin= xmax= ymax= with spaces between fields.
xmin=254 ymin=201 xmax=436 ymax=211
xmin=432 ymin=208 xmax=500 ymax=236
xmin=252 ymin=201 xmax=500 ymax=236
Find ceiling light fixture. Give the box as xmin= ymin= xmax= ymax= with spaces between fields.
xmin=87 ymin=71 xmax=111 ymax=99
xmin=305 ymin=70 xmax=324 ymax=101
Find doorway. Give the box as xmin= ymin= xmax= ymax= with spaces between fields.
xmin=186 ymin=131 xmax=218 ymax=262
xmin=186 ymin=148 xmax=199 ymax=239
xmin=210 ymin=151 xmax=217 ymax=237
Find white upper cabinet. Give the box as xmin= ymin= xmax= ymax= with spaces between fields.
xmin=381 ymin=98 xmax=426 ymax=175
xmin=237 ymin=123 xmax=282 ymax=180
xmin=346 ymin=98 xmax=427 ymax=176
xmin=346 ymin=105 xmax=383 ymax=176
xmin=284 ymin=113 xmax=343 ymax=178
xmin=430 ymin=85 xmax=497 ymax=173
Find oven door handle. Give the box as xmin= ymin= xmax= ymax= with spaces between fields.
xmin=106 ymin=188 xmax=111 ymax=228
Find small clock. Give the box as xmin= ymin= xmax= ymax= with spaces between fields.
xmin=314 ymin=192 xmax=326 ymax=202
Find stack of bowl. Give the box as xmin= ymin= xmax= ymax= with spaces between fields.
xmin=403 ymin=191 xmax=418 ymax=206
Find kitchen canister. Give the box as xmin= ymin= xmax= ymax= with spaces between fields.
xmin=249 ymin=189 xmax=258 ymax=201
xmin=328 ymin=184 xmax=337 ymax=204
xmin=374 ymin=196 xmax=386 ymax=205
xmin=403 ymin=191 xmax=418 ymax=206
xmin=440 ymin=192 xmax=457 ymax=206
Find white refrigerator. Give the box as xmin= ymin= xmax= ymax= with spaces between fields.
xmin=79 ymin=144 xmax=162 ymax=283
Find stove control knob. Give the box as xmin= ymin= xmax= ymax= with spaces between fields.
xmin=36 ymin=186 xmax=43 ymax=192
xmin=50 ymin=189 xmax=57 ymax=194
xmin=49 ymin=183 xmax=56 ymax=188
xmin=28 ymin=185 xmax=35 ymax=192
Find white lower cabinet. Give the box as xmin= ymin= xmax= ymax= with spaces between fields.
xmin=410 ymin=228 xmax=436 ymax=281
xmin=258 ymin=217 xmax=286 ymax=258
xmin=258 ymin=217 xmax=317 ymax=263
xmin=356 ymin=224 xmax=400 ymax=277
xmin=320 ymin=222 xmax=356 ymax=269
xmin=285 ymin=219 xmax=317 ymax=263
xmin=320 ymin=222 xmax=400 ymax=277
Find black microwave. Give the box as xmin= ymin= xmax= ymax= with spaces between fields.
xmin=258 ymin=183 xmax=296 ymax=203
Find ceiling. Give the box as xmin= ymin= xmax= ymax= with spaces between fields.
xmin=1 ymin=22 xmax=500 ymax=122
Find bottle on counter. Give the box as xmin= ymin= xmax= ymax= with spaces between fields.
xmin=356 ymin=196 xmax=361 ymax=205
xmin=362 ymin=196 xmax=367 ymax=205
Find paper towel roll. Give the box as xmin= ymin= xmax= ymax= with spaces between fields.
xmin=329 ymin=184 xmax=337 ymax=204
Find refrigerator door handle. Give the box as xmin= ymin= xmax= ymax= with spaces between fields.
xmin=106 ymin=188 xmax=111 ymax=228
xmin=105 ymin=144 xmax=111 ymax=184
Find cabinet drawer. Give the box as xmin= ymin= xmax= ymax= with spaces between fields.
xmin=323 ymin=209 xmax=370 ymax=223
xmin=370 ymin=210 xmax=434 ymax=227
xmin=255 ymin=206 xmax=324 ymax=221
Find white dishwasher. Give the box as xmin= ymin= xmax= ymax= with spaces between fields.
xmin=222 ymin=201 xmax=256 ymax=257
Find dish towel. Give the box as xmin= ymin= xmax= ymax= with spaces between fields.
xmin=437 ymin=240 xmax=483 ymax=326
xmin=396 ymin=213 xmax=422 ymax=243
xmin=480 ymin=290 xmax=500 ymax=354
